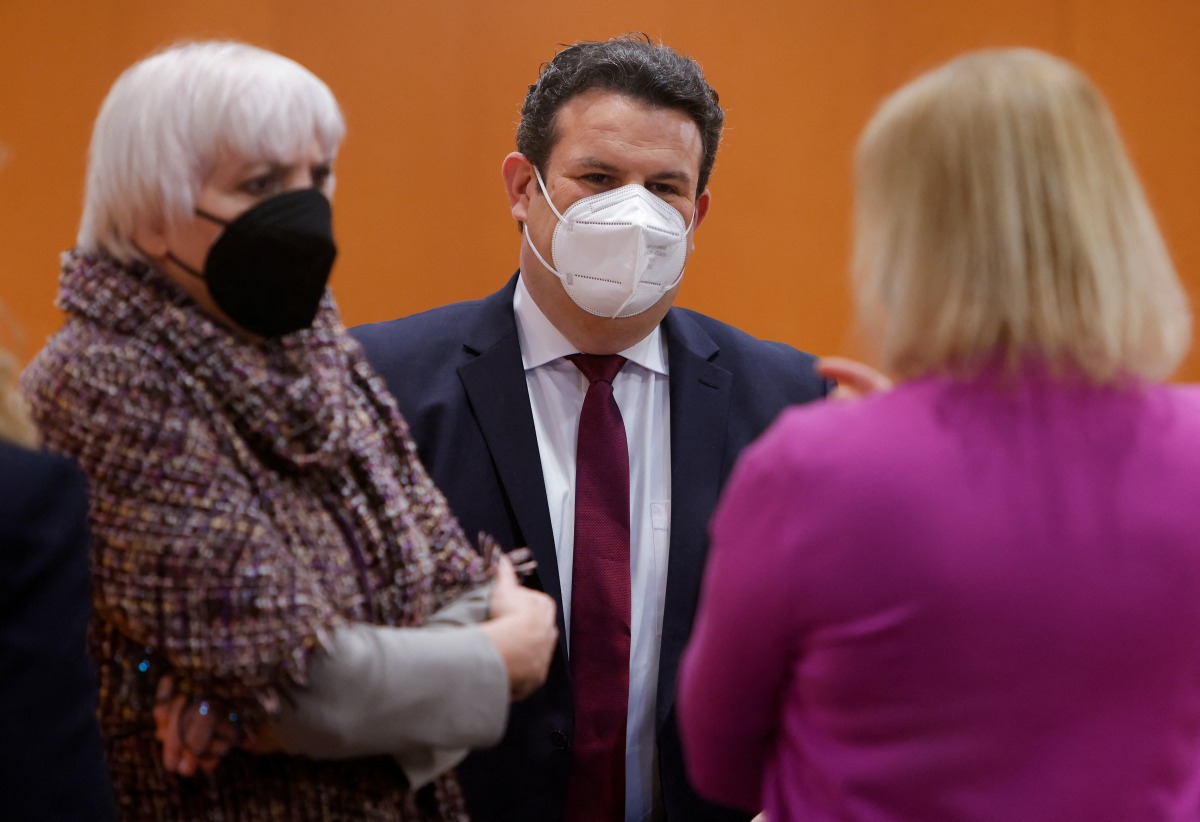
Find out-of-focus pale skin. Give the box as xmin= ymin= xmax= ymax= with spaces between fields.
xmin=816 ymin=356 xmax=894 ymax=400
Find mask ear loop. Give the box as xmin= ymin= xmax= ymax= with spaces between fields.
xmin=166 ymin=252 xmax=206 ymax=280
xmin=522 ymin=223 xmax=571 ymax=284
xmin=524 ymin=165 xmax=573 ymax=284
xmin=158 ymin=207 xmax=232 ymax=281
xmin=663 ymin=204 xmax=697 ymax=292
xmin=532 ymin=166 xmax=569 ymax=223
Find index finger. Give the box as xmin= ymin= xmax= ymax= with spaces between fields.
xmin=815 ymin=356 xmax=894 ymax=400
xmin=491 ymin=551 xmax=517 ymax=585
xmin=179 ymin=700 xmax=219 ymax=758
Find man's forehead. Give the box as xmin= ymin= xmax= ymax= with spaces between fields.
xmin=547 ymin=91 xmax=703 ymax=177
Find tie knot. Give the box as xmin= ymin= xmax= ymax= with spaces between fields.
xmin=568 ymin=353 xmax=627 ymax=385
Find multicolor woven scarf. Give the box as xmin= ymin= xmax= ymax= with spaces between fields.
xmin=23 ymin=251 xmax=488 ymax=820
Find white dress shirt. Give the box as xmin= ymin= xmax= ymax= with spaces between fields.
xmin=514 ymin=275 xmax=671 ymax=822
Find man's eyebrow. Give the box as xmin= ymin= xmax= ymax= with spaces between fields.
xmin=573 ymin=157 xmax=621 ymax=173
xmin=649 ymin=169 xmax=695 ymax=184
xmin=571 ymin=157 xmax=695 ymax=185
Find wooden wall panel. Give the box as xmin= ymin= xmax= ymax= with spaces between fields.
xmin=2 ymin=1 xmax=1197 ymax=377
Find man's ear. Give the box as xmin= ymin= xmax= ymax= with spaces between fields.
xmin=502 ymin=152 xmax=536 ymax=223
xmin=686 ymin=189 xmax=712 ymax=253
xmin=693 ymin=188 xmax=712 ymax=232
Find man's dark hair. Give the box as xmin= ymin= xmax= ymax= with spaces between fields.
xmin=517 ymin=34 xmax=725 ymax=195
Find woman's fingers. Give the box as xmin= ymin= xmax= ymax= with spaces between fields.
xmin=816 ymin=356 xmax=894 ymax=400
xmin=155 ymin=685 xmax=232 ymax=777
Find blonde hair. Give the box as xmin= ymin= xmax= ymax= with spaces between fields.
xmin=853 ymin=48 xmax=1190 ymax=383
xmin=78 ymin=40 xmax=345 ymax=265
xmin=0 ymin=308 xmax=39 ymax=448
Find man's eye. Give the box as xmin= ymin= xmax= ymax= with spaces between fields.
xmin=582 ymin=174 xmax=611 ymax=185
xmin=649 ymin=183 xmax=679 ymax=196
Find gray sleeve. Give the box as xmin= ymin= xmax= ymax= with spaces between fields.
xmin=422 ymin=582 xmax=492 ymax=627
xmin=270 ymin=586 xmax=508 ymax=787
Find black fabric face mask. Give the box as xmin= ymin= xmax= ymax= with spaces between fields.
xmin=170 ymin=188 xmax=337 ymax=338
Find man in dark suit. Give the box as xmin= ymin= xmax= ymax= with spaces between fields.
xmin=0 ymin=440 xmax=116 ymax=820
xmin=353 ymin=34 xmax=829 ymax=822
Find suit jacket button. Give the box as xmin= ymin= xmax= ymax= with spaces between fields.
xmin=550 ymin=730 xmax=569 ymax=751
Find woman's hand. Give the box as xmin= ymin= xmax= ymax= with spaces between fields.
xmin=480 ymin=554 xmax=559 ymax=702
xmin=816 ymin=356 xmax=894 ymax=401
xmin=153 ymin=676 xmax=233 ymax=777
xmin=153 ymin=675 xmax=281 ymax=777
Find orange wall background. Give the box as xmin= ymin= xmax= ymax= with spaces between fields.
xmin=2 ymin=1 xmax=1198 ymax=377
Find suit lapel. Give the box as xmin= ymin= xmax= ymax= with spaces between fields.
xmin=657 ymin=309 xmax=733 ymax=727
xmin=457 ymin=276 xmax=563 ymax=614
xmin=457 ymin=292 xmax=734 ymax=717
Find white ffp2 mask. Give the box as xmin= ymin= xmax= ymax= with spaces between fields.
xmin=524 ymin=166 xmax=693 ymax=318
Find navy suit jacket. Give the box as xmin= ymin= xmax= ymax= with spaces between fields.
xmin=352 ymin=274 xmax=830 ymax=821
xmin=0 ymin=442 xmax=115 ymax=820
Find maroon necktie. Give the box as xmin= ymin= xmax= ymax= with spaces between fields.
xmin=564 ymin=353 xmax=630 ymax=822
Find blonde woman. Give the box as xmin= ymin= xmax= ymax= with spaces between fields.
xmin=0 ymin=335 xmax=115 ymax=819
xmin=679 ymin=50 xmax=1200 ymax=820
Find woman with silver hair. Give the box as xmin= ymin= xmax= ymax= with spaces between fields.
xmin=679 ymin=49 xmax=1200 ymax=820
xmin=22 ymin=41 xmax=556 ymax=820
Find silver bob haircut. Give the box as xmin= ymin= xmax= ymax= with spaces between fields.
xmin=853 ymin=49 xmax=1190 ymax=383
xmin=77 ymin=41 xmax=345 ymax=265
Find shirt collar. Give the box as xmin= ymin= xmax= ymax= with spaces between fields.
xmin=514 ymin=273 xmax=668 ymax=376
